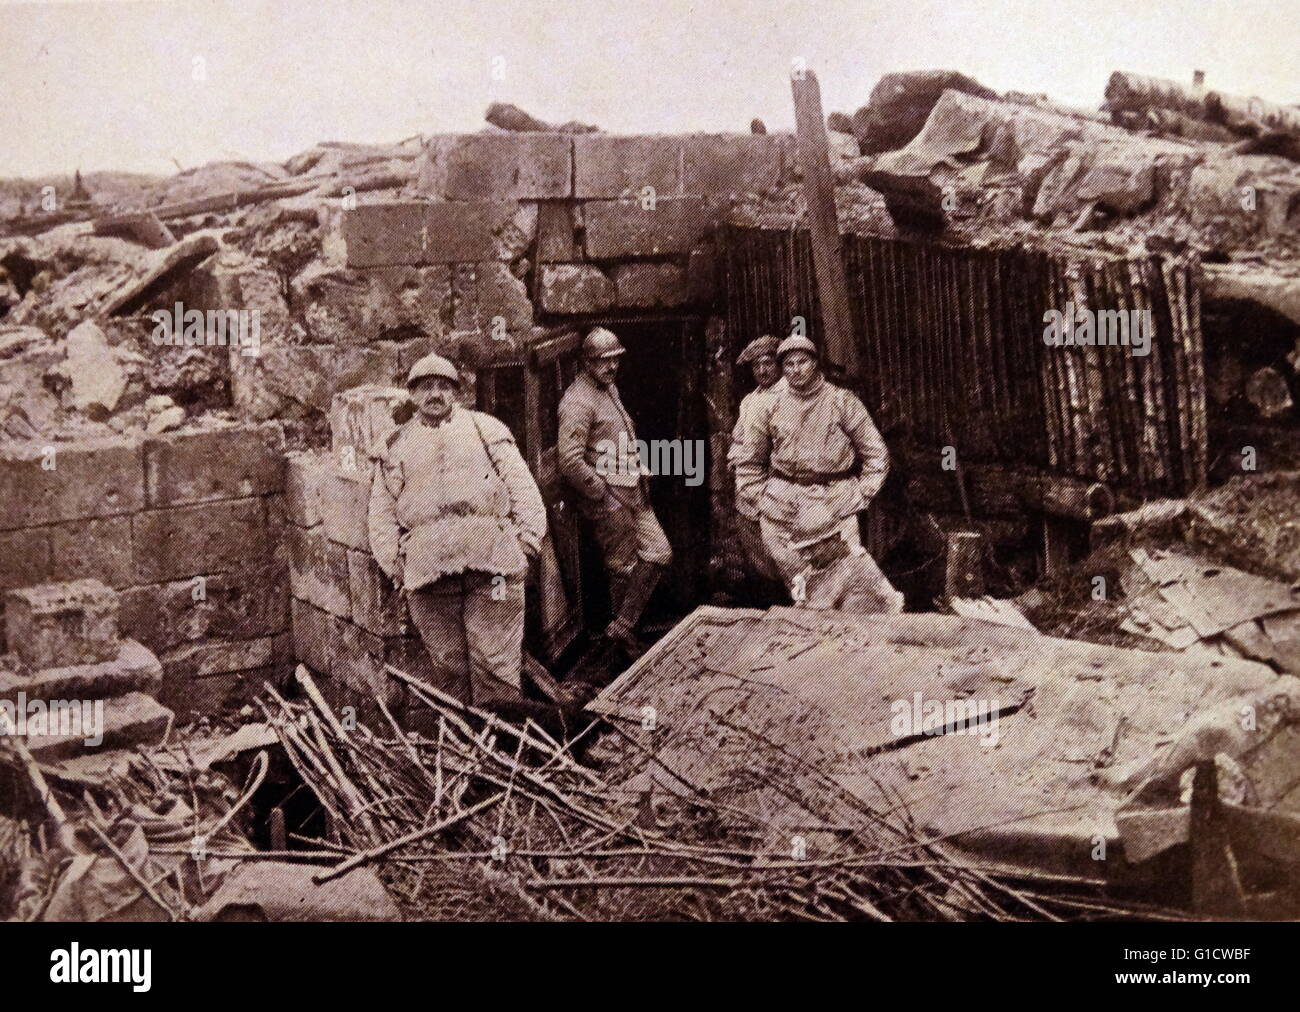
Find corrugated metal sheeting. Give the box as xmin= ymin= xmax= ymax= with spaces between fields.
xmin=719 ymin=225 xmax=1207 ymax=496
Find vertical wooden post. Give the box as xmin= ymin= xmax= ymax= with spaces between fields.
xmin=791 ymin=69 xmax=860 ymax=381
xmin=269 ymin=807 xmax=287 ymax=851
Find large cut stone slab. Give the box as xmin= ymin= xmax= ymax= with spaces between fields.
xmin=330 ymin=385 xmax=410 ymax=467
xmin=131 ymin=498 xmax=269 ymax=583
xmin=424 ymin=133 xmax=572 ymax=200
xmin=144 ymin=422 xmax=285 ymax=507
xmin=291 ymin=263 xmax=452 ymax=344
xmin=348 ymin=548 xmax=405 ymax=638
xmin=538 ymin=263 xmax=614 ymax=314
xmin=0 ymin=528 xmax=52 ymax=593
xmin=0 ymin=638 xmax=161 ymax=702
xmin=582 ymin=197 xmax=715 ymax=258
xmin=0 ymin=436 xmax=144 ymax=530
xmin=47 ymin=515 xmax=134 ymax=589
xmin=23 ymin=691 xmax=173 ymax=761
xmin=288 ymin=525 xmax=351 ymax=618
xmin=680 ymin=133 xmax=783 ymax=196
xmin=118 ymin=564 xmax=288 ymax=654
xmin=574 ymin=135 xmax=683 ymax=199
xmin=611 ymin=262 xmax=689 ymax=308
xmin=342 ymin=201 xmax=520 ymax=267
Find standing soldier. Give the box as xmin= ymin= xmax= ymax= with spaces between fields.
xmin=734 ymin=335 xmax=890 ymax=592
xmin=727 ymin=334 xmax=784 ymax=588
xmin=558 ymin=327 xmax=673 ymax=652
xmin=368 ymin=352 xmax=547 ymax=707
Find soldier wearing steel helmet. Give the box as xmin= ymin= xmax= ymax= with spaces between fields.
xmin=557 ymin=327 xmax=672 ymax=653
xmin=789 ymin=502 xmax=903 ymax=614
xmin=368 ymin=352 xmax=546 ymax=706
xmin=734 ymin=333 xmax=890 ymax=593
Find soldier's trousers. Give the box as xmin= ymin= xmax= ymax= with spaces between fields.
xmin=584 ymin=493 xmax=673 ymax=584
xmin=737 ymin=513 xmax=781 ymax=584
xmin=406 ymin=572 xmax=525 ymax=706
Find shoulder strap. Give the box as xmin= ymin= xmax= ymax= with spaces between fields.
xmin=468 ymin=412 xmax=506 ymax=484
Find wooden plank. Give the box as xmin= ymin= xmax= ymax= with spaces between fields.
xmin=1184 ymin=257 xmax=1209 ymax=487
xmin=1132 ymin=547 xmax=1300 ymax=638
xmin=791 ymin=70 xmax=860 ymax=380
xmin=1042 ymin=515 xmax=1072 ymax=579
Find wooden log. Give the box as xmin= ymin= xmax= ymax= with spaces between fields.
xmin=791 ymin=69 xmax=860 ymax=380
xmin=1184 ymin=256 xmax=1209 ymax=487
xmin=1129 ymin=257 xmax=1168 ymax=491
xmin=147 ymin=175 xmax=330 ymax=220
xmin=1042 ymin=515 xmax=1073 ymax=579
xmin=1162 ymin=256 xmax=1195 ymax=491
xmin=1035 ymin=254 xmax=1065 ymax=471
xmin=1093 ymin=261 xmax=1131 ymax=485
xmin=1147 ymin=255 xmax=1179 ymax=493
xmin=1105 ymin=259 xmax=1146 ymax=490
xmin=1054 ymin=258 xmax=1088 ymax=475
xmin=1206 ymin=90 xmax=1300 ymax=137
xmin=1104 ymin=71 xmax=1206 ymax=119
xmin=1074 ymin=260 xmax=1113 ymax=483
xmin=93 ymin=210 xmax=175 ymax=248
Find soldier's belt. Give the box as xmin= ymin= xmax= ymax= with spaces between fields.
xmin=771 ymin=466 xmax=859 ymax=486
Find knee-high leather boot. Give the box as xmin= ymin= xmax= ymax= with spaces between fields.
xmin=605 ymin=560 xmax=662 ymax=642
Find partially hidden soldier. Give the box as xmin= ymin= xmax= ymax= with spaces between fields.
xmin=558 ymin=327 xmax=673 ymax=653
xmin=727 ymin=333 xmax=785 ymax=587
xmin=734 ymin=334 xmax=891 ymax=593
xmin=368 ymin=352 xmax=547 ymax=707
xmin=789 ymin=502 xmax=904 ymax=614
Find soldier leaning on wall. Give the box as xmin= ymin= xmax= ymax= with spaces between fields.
xmin=368 ymin=352 xmax=547 ymax=708
xmin=557 ymin=327 xmax=673 ymax=657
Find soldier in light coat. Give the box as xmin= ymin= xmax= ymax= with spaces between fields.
xmin=368 ymin=353 xmax=547 ymax=706
xmin=727 ymin=334 xmax=785 ymax=587
xmin=734 ymin=335 xmax=890 ymax=591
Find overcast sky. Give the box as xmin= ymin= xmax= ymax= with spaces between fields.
xmin=2 ymin=0 xmax=1297 ymax=177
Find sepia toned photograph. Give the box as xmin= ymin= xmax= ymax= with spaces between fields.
xmin=0 ymin=0 xmax=1296 ymax=973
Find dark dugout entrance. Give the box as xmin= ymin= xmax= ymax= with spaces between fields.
xmin=589 ymin=315 xmax=711 ymax=625
xmin=477 ymin=314 xmax=711 ymax=667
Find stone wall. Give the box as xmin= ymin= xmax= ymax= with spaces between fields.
xmin=219 ymin=131 xmax=794 ymax=428
xmin=200 ymin=133 xmax=793 ymax=707
xmin=0 ymin=421 xmax=290 ymax=718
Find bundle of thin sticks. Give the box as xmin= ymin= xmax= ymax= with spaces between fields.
xmin=261 ymin=666 xmax=1186 ymax=922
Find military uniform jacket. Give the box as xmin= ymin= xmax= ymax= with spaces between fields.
xmin=368 ymin=407 xmax=547 ymax=591
xmin=728 ymin=377 xmax=786 ymax=520
xmin=557 ymin=371 xmax=646 ymax=510
xmin=734 ymin=375 xmax=889 ymax=527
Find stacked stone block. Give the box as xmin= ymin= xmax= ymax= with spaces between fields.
xmin=0 ymin=422 xmax=290 ymax=719
xmin=331 ymin=132 xmax=790 ymax=330
xmin=0 ymin=578 xmax=171 ymax=760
